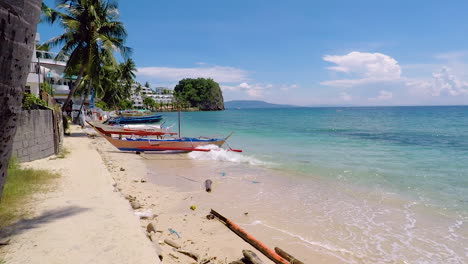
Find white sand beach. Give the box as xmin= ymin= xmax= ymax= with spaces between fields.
xmin=1 ymin=126 xmax=340 ymax=263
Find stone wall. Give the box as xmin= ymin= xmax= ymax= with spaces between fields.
xmin=12 ymin=110 xmax=56 ymax=162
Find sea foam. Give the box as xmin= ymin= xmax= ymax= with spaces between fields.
xmin=188 ymin=145 xmax=266 ymax=166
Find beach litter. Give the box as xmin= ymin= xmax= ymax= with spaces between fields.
xmin=168 ymin=228 xmax=181 ymax=238
xmin=134 ymin=209 xmax=153 ymax=219
xmin=190 ymin=205 xmax=197 ymax=210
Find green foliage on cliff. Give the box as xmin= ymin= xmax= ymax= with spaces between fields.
xmin=174 ymin=78 xmax=224 ymax=111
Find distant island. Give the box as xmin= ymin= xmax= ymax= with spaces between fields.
xmin=224 ymin=100 xmax=298 ymax=109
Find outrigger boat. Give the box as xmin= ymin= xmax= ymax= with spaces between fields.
xmin=93 ymin=127 xmax=236 ymax=152
xmin=105 ymin=114 xmax=163 ymax=125
xmin=87 ymin=121 xmax=176 ymax=137
xmin=118 ymin=109 xmax=152 ymax=117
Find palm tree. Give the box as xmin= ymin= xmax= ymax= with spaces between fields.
xmin=41 ymin=0 xmax=131 ymax=108
xmin=99 ymin=58 xmax=136 ymax=109
xmin=0 ymin=0 xmax=42 ymax=200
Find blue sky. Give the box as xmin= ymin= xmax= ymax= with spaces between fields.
xmin=38 ymin=0 xmax=468 ymax=106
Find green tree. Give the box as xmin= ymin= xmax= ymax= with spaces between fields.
xmin=174 ymin=78 xmax=224 ymax=111
xmin=40 ymin=82 xmax=54 ymax=95
xmin=119 ymin=99 xmax=133 ymax=110
xmin=143 ymin=97 xmax=155 ymax=110
xmin=99 ymin=58 xmax=137 ymax=109
xmin=0 ymin=0 xmax=41 ymax=200
xmin=144 ymin=81 xmax=150 ymax=88
xmin=41 ymin=0 xmax=131 ymax=108
xmin=36 ymin=43 xmax=53 ymax=59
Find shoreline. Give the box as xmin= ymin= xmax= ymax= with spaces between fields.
xmin=92 ymin=130 xmax=339 ymax=263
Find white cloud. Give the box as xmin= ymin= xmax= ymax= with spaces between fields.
xmin=321 ymin=51 xmax=402 ymax=87
xmin=137 ymin=65 xmax=248 ymax=83
xmin=368 ymin=90 xmax=393 ymax=102
xmin=221 ymin=82 xmax=279 ymax=98
xmin=339 ymin=92 xmax=352 ymax=102
xmin=406 ymin=67 xmax=468 ymax=97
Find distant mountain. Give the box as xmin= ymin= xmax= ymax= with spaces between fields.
xmin=224 ymin=100 xmax=298 ymax=109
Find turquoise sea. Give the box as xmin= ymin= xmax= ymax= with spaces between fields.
xmin=157 ymin=106 xmax=468 ymax=263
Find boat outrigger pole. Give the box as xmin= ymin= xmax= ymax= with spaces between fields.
xmin=178 ymin=110 xmax=181 ymax=138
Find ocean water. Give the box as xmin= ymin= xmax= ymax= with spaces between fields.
xmin=155 ymin=106 xmax=468 ymax=263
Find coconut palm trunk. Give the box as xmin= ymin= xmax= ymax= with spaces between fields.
xmin=0 ymin=0 xmax=42 ymax=201
xmin=63 ymin=63 xmax=86 ymax=110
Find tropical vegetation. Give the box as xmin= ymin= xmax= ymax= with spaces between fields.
xmin=41 ymin=0 xmax=132 ymax=110
xmin=174 ymin=78 xmax=224 ymax=111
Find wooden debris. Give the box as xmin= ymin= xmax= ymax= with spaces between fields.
xmin=210 ymin=209 xmax=289 ymax=264
xmin=243 ymin=250 xmax=264 ymax=264
xmin=164 ymin=238 xmax=181 ymax=249
xmin=274 ymin=247 xmax=304 ymax=264
xmin=175 ymin=249 xmax=199 ymax=261
xmin=205 ymin=179 xmax=213 ymax=192
xmin=169 ymin=253 xmax=179 ymax=259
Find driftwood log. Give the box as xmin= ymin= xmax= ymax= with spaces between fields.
xmin=274 ymin=247 xmax=304 ymax=264
xmin=210 ymin=209 xmax=289 ymax=264
xmin=205 ymin=179 xmax=213 ymax=192
xmin=243 ymin=250 xmax=264 ymax=264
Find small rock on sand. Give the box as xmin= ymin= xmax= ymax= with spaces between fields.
xmin=130 ymin=201 xmax=141 ymax=209
xmin=146 ymin=222 xmax=156 ymax=233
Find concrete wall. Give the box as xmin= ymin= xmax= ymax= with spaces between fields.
xmin=12 ymin=110 xmax=56 ymax=162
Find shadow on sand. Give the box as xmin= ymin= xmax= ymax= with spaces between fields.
xmin=0 ymin=206 xmax=89 ymax=240
xmin=68 ymin=132 xmax=89 ymax=137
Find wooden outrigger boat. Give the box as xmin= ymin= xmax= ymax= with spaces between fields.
xmin=105 ymin=114 xmax=163 ymax=125
xmin=87 ymin=121 xmax=176 ymax=137
xmin=93 ymin=126 xmax=234 ymax=152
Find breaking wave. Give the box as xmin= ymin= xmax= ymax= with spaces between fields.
xmin=188 ymin=145 xmax=267 ymax=166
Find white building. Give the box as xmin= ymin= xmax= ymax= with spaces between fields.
xmin=26 ymin=33 xmax=86 ymax=107
xmin=150 ymin=87 xmax=174 ymax=104
xmin=130 ymin=85 xmax=174 ymax=108
xmin=130 ymin=84 xmax=144 ymax=108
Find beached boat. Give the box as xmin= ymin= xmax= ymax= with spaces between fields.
xmin=118 ymin=109 xmax=152 ymax=117
xmin=105 ymin=114 xmax=163 ymax=125
xmin=87 ymin=121 xmax=177 ymax=137
xmin=93 ymin=127 xmax=230 ymax=152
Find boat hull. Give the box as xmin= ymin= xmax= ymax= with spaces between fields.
xmin=88 ymin=121 xmax=175 ymax=136
xmin=94 ymin=127 xmax=226 ymax=152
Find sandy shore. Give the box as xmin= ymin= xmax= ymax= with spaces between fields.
xmin=1 ymin=126 xmax=161 ymax=264
xmin=1 ymin=125 xmax=340 ymax=263
xmin=92 ymin=129 xmax=341 ymax=263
